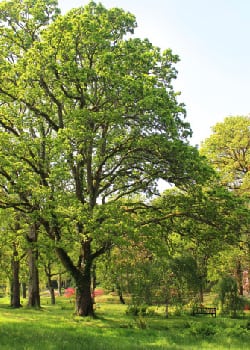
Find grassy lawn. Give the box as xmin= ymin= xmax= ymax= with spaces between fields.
xmin=0 ymin=297 xmax=249 ymax=350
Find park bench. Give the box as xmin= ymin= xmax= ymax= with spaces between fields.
xmin=192 ymin=306 xmax=216 ymax=317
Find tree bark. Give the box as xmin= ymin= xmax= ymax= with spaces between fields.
xmin=27 ymin=224 xmax=40 ymax=308
xmin=75 ymin=273 xmax=94 ymax=316
xmin=55 ymin=241 xmax=94 ymax=317
xmin=10 ymin=244 xmax=21 ymax=308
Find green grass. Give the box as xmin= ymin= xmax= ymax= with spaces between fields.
xmin=0 ymin=297 xmax=249 ymax=350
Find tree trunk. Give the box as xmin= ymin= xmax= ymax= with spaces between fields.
xmin=58 ymin=273 xmax=62 ymax=296
xmin=10 ymin=244 xmax=21 ymax=308
xmin=236 ymin=260 xmax=244 ymax=296
xmin=27 ymin=247 xmax=40 ymax=307
xmin=75 ymin=273 xmax=94 ymax=317
xmin=44 ymin=263 xmax=56 ymax=305
xmin=27 ymin=224 xmax=40 ymax=308
xmin=165 ymin=302 xmax=169 ymax=318
xmin=55 ymin=241 xmax=95 ymax=317
xmin=21 ymin=283 xmax=27 ymax=298
xmin=199 ymin=283 xmax=204 ymax=303
xmin=47 ymin=281 xmax=56 ymax=305
xmin=75 ymin=238 xmax=94 ymax=316
xmin=119 ymin=294 xmax=125 ymax=304
xmin=117 ymin=285 xmax=125 ymax=304
xmin=50 ymin=288 xmax=56 ymax=305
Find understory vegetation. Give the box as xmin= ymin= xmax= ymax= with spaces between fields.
xmin=0 ymin=296 xmax=249 ymax=350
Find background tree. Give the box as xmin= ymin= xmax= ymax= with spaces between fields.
xmin=0 ymin=209 xmax=30 ymax=307
xmin=138 ymin=183 xmax=249 ymax=304
xmin=98 ymin=183 xmax=249 ymax=311
xmin=200 ymin=115 xmax=250 ymax=295
xmin=0 ymin=0 xmax=61 ymax=308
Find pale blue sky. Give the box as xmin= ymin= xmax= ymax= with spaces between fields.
xmin=57 ymin=0 xmax=250 ymax=145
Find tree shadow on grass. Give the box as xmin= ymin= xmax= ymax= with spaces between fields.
xmin=0 ymin=302 xmax=249 ymax=350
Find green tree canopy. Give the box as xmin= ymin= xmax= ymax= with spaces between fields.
xmin=0 ymin=0 xmax=213 ymax=316
xmin=200 ymin=115 xmax=250 ymax=194
xmin=200 ymin=115 xmax=250 ymax=295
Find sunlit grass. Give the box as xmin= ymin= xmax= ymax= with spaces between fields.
xmin=0 ymin=296 xmax=249 ymax=350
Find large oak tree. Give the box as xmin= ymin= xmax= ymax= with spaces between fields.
xmin=0 ymin=1 xmax=212 ymax=315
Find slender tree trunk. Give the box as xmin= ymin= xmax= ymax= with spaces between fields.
xmin=10 ymin=263 xmax=21 ymax=308
xmin=27 ymin=247 xmax=40 ymax=307
xmin=199 ymin=283 xmax=204 ymax=303
xmin=165 ymin=302 xmax=169 ymax=318
xmin=165 ymin=288 xmax=171 ymax=318
xmin=27 ymin=224 xmax=40 ymax=308
xmin=21 ymin=282 xmax=27 ymax=298
xmin=236 ymin=260 xmax=244 ymax=296
xmin=58 ymin=273 xmax=62 ymax=296
xmin=198 ymin=257 xmax=208 ymax=303
xmin=44 ymin=263 xmax=56 ymax=305
xmin=10 ymin=243 xmax=21 ymax=308
xmin=117 ymin=285 xmax=125 ymax=304
xmin=47 ymin=279 xmax=56 ymax=305
xmin=50 ymin=288 xmax=56 ymax=305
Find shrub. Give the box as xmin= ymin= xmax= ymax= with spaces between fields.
xmin=171 ymin=304 xmax=187 ymax=316
xmin=245 ymin=320 xmax=250 ymax=330
xmin=146 ymin=307 xmax=157 ymax=316
xmin=135 ymin=316 xmax=148 ymax=329
xmin=224 ymin=324 xmax=249 ymax=337
xmin=125 ymin=304 xmax=148 ymax=316
xmin=189 ymin=322 xmax=217 ymax=337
